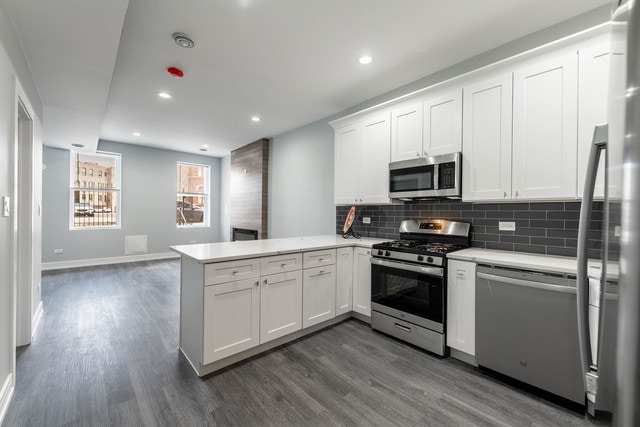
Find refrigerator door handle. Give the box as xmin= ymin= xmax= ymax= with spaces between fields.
xmin=576 ymin=123 xmax=608 ymax=394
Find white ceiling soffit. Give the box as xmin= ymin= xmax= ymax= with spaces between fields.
xmin=6 ymin=0 xmax=610 ymax=157
xmin=3 ymin=0 xmax=129 ymax=152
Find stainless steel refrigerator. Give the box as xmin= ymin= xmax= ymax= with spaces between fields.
xmin=577 ymin=0 xmax=640 ymax=424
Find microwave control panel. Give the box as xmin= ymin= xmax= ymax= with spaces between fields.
xmin=438 ymin=162 xmax=456 ymax=189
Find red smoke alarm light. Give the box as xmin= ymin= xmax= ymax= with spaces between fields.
xmin=167 ymin=67 xmax=184 ymax=78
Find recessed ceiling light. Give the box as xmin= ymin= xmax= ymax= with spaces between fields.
xmin=132 ymin=132 xmax=142 ymax=137
xmin=251 ymin=116 xmax=261 ymax=122
xmin=158 ymin=92 xmax=173 ymax=99
xmin=201 ymin=144 xmax=209 ymax=148
xmin=71 ymin=143 xmax=85 ymax=148
xmin=359 ymin=55 xmax=372 ymax=65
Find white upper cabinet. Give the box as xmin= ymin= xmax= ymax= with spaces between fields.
xmin=512 ymin=52 xmax=578 ymax=200
xmin=462 ymin=73 xmax=513 ymax=201
xmin=334 ymin=123 xmax=362 ymax=205
xmin=578 ymin=43 xmax=610 ymax=199
xmin=390 ymin=102 xmax=423 ymax=162
xmin=423 ymin=89 xmax=462 ymax=157
xmin=333 ymin=112 xmax=392 ymax=205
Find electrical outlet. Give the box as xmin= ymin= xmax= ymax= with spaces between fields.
xmin=499 ymin=221 xmax=516 ymax=231
xmin=363 ymin=217 xmax=371 ymax=224
xmin=2 ymin=196 xmax=9 ymax=217
xmin=54 ymin=248 xmax=64 ymax=254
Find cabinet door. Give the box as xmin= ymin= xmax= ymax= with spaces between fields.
xmin=578 ymin=44 xmax=610 ymax=199
xmin=302 ymin=265 xmax=336 ymax=328
xmin=446 ymin=260 xmax=476 ymax=356
xmin=462 ymin=73 xmax=513 ymax=201
xmin=359 ymin=113 xmax=392 ymax=204
xmin=353 ymin=247 xmax=372 ymax=318
xmin=391 ymin=102 xmax=423 ymax=162
xmin=334 ymin=123 xmax=361 ymax=205
xmin=423 ymin=89 xmax=462 ymax=156
xmin=512 ymin=52 xmax=578 ymax=199
xmin=203 ymin=278 xmax=260 ymax=364
xmin=260 ymin=270 xmax=303 ymax=344
xmin=335 ymin=247 xmax=353 ymax=315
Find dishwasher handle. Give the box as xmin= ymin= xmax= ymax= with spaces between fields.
xmin=477 ymin=271 xmax=577 ymax=294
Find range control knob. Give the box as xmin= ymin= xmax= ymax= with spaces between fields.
xmin=385 ymin=251 xmax=391 ymax=257
xmin=417 ymin=255 xmax=424 ymax=262
xmin=377 ymin=250 xmax=383 ymax=256
xmin=427 ymin=256 xmax=434 ymax=264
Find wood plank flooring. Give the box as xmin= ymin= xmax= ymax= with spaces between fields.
xmin=3 ymin=259 xmax=602 ymax=426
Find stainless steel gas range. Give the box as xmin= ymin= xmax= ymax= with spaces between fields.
xmin=370 ymin=219 xmax=470 ymax=356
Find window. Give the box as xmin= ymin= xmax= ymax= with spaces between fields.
xmin=176 ymin=162 xmax=209 ymax=227
xmin=70 ymin=151 xmax=121 ymax=229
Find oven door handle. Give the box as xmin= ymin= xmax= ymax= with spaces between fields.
xmin=370 ymin=257 xmax=443 ymax=277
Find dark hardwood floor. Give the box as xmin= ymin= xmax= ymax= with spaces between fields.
xmin=3 ymin=259 xmax=599 ymax=426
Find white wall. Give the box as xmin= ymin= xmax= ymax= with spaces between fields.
xmin=0 ymin=1 xmax=43 ymax=421
xmin=41 ymin=140 xmax=222 ymax=267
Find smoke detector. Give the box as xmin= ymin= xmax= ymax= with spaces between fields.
xmin=172 ymin=32 xmax=195 ymax=48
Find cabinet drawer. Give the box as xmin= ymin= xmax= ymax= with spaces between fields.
xmin=261 ymin=253 xmax=302 ymax=275
xmin=303 ymin=249 xmax=336 ymax=268
xmin=205 ymin=258 xmax=261 ymax=286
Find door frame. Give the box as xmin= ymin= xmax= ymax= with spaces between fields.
xmin=12 ymin=76 xmax=37 ymax=349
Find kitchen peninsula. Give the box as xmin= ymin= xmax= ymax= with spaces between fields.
xmin=170 ymin=235 xmax=384 ymax=376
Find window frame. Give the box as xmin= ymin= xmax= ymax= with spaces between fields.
xmin=176 ymin=161 xmax=210 ymax=228
xmin=69 ymin=150 xmax=122 ymax=230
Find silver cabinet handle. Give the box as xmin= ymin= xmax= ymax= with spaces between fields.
xmin=423 ymin=151 xmax=428 ymax=157
xmin=280 ymin=263 xmax=287 ymax=267
xmin=263 ymin=279 xmax=267 ymax=285
xmin=318 ymin=258 xmax=324 ymax=262
xmin=504 ymin=191 xmax=508 ymax=198
xmin=232 ymin=269 xmax=239 ymax=274
xmin=255 ymin=281 xmax=259 ymax=287
xmin=515 ymin=191 xmax=519 ymax=198
xmin=319 ymin=270 xmax=325 ymax=274
xmin=416 ymin=152 xmax=420 ymax=157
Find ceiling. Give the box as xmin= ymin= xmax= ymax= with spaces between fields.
xmin=4 ymin=0 xmax=611 ymax=158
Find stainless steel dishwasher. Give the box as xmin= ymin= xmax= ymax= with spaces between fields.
xmin=476 ymin=265 xmax=584 ymax=405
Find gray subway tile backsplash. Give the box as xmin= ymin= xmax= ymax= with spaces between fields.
xmin=336 ymin=200 xmax=604 ymax=259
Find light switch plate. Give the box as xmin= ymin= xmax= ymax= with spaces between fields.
xmin=2 ymin=196 xmax=9 ymax=217
xmin=499 ymin=221 xmax=516 ymax=231
xmin=363 ymin=217 xmax=371 ymax=224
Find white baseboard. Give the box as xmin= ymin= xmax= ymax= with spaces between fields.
xmin=42 ymin=252 xmax=180 ymax=271
xmin=31 ymin=301 xmax=44 ymax=339
xmin=0 ymin=374 xmax=15 ymax=426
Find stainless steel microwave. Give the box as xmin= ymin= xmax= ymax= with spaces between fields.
xmin=388 ymin=152 xmax=461 ymax=200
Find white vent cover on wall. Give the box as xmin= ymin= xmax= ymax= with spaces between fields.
xmin=125 ymin=235 xmax=148 ymax=254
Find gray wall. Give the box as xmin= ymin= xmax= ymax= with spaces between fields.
xmin=269 ymin=120 xmax=336 ymax=238
xmin=0 ymin=0 xmax=44 ymax=417
xmin=42 ymin=140 xmax=221 ymax=264
xmin=265 ymin=5 xmax=611 ymax=238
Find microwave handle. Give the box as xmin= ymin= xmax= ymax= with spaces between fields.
xmin=433 ymin=162 xmax=439 ymax=190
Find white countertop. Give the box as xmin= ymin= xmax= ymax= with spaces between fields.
xmin=170 ymin=235 xmax=386 ymax=263
xmin=448 ymin=248 xmax=583 ymax=275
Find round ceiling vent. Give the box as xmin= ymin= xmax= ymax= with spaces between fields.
xmin=172 ymin=32 xmax=195 ymax=48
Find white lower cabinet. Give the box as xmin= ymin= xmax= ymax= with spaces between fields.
xmin=302 ymin=265 xmax=336 ymax=328
xmin=353 ymin=247 xmax=372 ymax=318
xmin=203 ymin=278 xmax=260 ymax=365
xmin=446 ymin=260 xmax=476 ymax=358
xmin=335 ymin=247 xmax=354 ymax=315
xmin=260 ymin=270 xmax=303 ymax=343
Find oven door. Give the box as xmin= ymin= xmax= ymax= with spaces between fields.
xmin=370 ymin=258 xmax=444 ymax=333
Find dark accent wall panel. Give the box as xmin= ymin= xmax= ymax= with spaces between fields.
xmin=231 ymin=139 xmax=269 ymax=239
xmin=337 ymin=200 xmax=604 ymax=259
